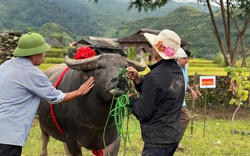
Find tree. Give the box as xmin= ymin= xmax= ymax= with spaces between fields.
xmin=225 ymin=67 xmax=250 ymax=133
xmin=127 ymin=0 xmax=250 ymax=68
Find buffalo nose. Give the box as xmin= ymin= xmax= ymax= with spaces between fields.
xmin=111 ymin=77 xmax=128 ymax=91
xmin=117 ymin=77 xmax=128 ymax=91
xmin=111 ymin=77 xmax=117 ymax=83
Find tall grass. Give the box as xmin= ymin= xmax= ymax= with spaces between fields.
xmin=22 ymin=115 xmax=250 ymax=156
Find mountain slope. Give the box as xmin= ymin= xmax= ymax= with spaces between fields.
xmin=117 ymin=6 xmax=250 ymax=58
xmin=0 ymin=0 xmax=218 ymax=39
xmin=115 ymin=6 xmax=229 ymax=57
xmin=0 ymin=0 xmax=102 ymax=37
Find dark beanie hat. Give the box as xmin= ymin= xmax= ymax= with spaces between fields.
xmin=184 ymin=50 xmax=191 ymax=58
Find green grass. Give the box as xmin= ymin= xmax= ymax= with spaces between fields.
xmin=38 ymin=63 xmax=59 ymax=71
xmin=175 ymin=118 xmax=250 ymax=156
xmin=43 ymin=57 xmax=66 ymax=64
xmin=22 ymin=115 xmax=250 ymax=156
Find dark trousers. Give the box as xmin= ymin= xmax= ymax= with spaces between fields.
xmin=180 ymin=106 xmax=191 ymax=135
xmin=0 ymin=144 xmax=22 ymax=156
xmin=142 ymin=143 xmax=178 ymax=156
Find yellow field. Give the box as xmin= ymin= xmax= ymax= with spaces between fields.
xmin=38 ymin=58 xmax=234 ymax=76
xmin=188 ymin=66 xmax=227 ymax=76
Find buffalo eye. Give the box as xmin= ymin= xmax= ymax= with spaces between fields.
xmin=96 ymin=65 xmax=102 ymax=70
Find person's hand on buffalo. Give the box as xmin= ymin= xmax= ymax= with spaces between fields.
xmin=126 ymin=67 xmax=141 ymax=85
xmin=78 ymin=76 xmax=95 ymax=95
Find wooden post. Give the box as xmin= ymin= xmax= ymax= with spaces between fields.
xmin=203 ymin=88 xmax=207 ymax=138
xmin=190 ymin=72 xmax=197 ymax=136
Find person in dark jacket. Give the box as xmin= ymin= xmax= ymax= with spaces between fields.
xmin=126 ymin=29 xmax=187 ymax=156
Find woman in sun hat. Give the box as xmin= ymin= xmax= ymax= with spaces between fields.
xmin=0 ymin=32 xmax=94 ymax=156
xmin=126 ymin=29 xmax=187 ymax=156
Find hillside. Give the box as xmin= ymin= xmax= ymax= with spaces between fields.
xmin=0 ymin=0 xmax=217 ymax=39
xmin=2 ymin=0 xmax=238 ymax=58
xmin=115 ymin=6 xmax=219 ymax=57
xmin=116 ymin=6 xmax=250 ymax=58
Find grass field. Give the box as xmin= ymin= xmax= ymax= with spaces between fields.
xmin=22 ymin=113 xmax=250 ymax=156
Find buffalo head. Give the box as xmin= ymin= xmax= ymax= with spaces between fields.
xmin=65 ymin=53 xmax=146 ymax=101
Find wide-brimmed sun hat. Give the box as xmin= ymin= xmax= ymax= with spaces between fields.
xmin=144 ymin=29 xmax=187 ymax=60
xmin=13 ymin=32 xmax=51 ymax=57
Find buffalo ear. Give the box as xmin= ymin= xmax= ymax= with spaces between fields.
xmin=125 ymin=58 xmax=147 ymax=72
xmin=65 ymin=55 xmax=100 ymax=70
xmin=77 ymin=70 xmax=89 ymax=80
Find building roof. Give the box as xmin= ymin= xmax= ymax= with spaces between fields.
xmin=44 ymin=38 xmax=64 ymax=47
xmin=71 ymin=36 xmax=125 ymax=56
xmin=117 ymin=28 xmax=192 ymax=46
xmin=117 ymin=29 xmax=158 ymax=43
xmin=73 ymin=36 xmax=118 ymax=47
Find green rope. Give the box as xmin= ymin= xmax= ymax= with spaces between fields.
xmin=102 ymin=68 xmax=138 ymax=156
xmin=110 ymin=92 xmax=139 ymax=156
xmin=110 ymin=91 xmax=131 ymax=141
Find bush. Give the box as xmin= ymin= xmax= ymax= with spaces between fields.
xmin=204 ymin=53 xmax=214 ymax=60
xmin=212 ymin=53 xmax=226 ymax=67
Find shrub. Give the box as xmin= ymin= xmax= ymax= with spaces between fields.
xmin=212 ymin=53 xmax=226 ymax=67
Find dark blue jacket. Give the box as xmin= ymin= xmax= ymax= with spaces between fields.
xmin=129 ymin=59 xmax=185 ymax=147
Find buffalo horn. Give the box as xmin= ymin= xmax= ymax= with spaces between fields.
xmin=65 ymin=55 xmax=100 ymax=70
xmin=125 ymin=58 xmax=147 ymax=72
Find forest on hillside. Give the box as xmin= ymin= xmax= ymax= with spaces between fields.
xmin=0 ymin=0 xmax=217 ymax=38
xmin=2 ymin=0 xmax=250 ymax=58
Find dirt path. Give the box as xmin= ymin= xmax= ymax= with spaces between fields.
xmin=192 ymin=106 xmax=250 ymax=120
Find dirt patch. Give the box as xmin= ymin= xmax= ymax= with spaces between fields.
xmin=191 ymin=106 xmax=250 ymax=120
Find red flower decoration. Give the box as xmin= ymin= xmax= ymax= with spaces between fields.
xmin=73 ymin=46 xmax=96 ymax=60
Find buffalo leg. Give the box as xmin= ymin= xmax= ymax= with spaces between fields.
xmin=39 ymin=125 xmax=50 ymax=156
xmin=64 ymin=133 xmax=82 ymax=156
xmin=63 ymin=143 xmax=72 ymax=156
xmin=104 ymin=136 xmax=120 ymax=156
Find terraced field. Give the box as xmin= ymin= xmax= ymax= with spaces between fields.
xmin=39 ymin=49 xmax=247 ymax=76
xmin=188 ymin=59 xmax=226 ymax=76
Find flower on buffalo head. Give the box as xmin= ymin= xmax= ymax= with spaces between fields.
xmin=154 ymin=41 xmax=176 ymax=58
xmin=73 ymin=46 xmax=96 ymax=60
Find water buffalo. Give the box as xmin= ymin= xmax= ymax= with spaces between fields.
xmin=38 ymin=53 xmax=146 ymax=156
